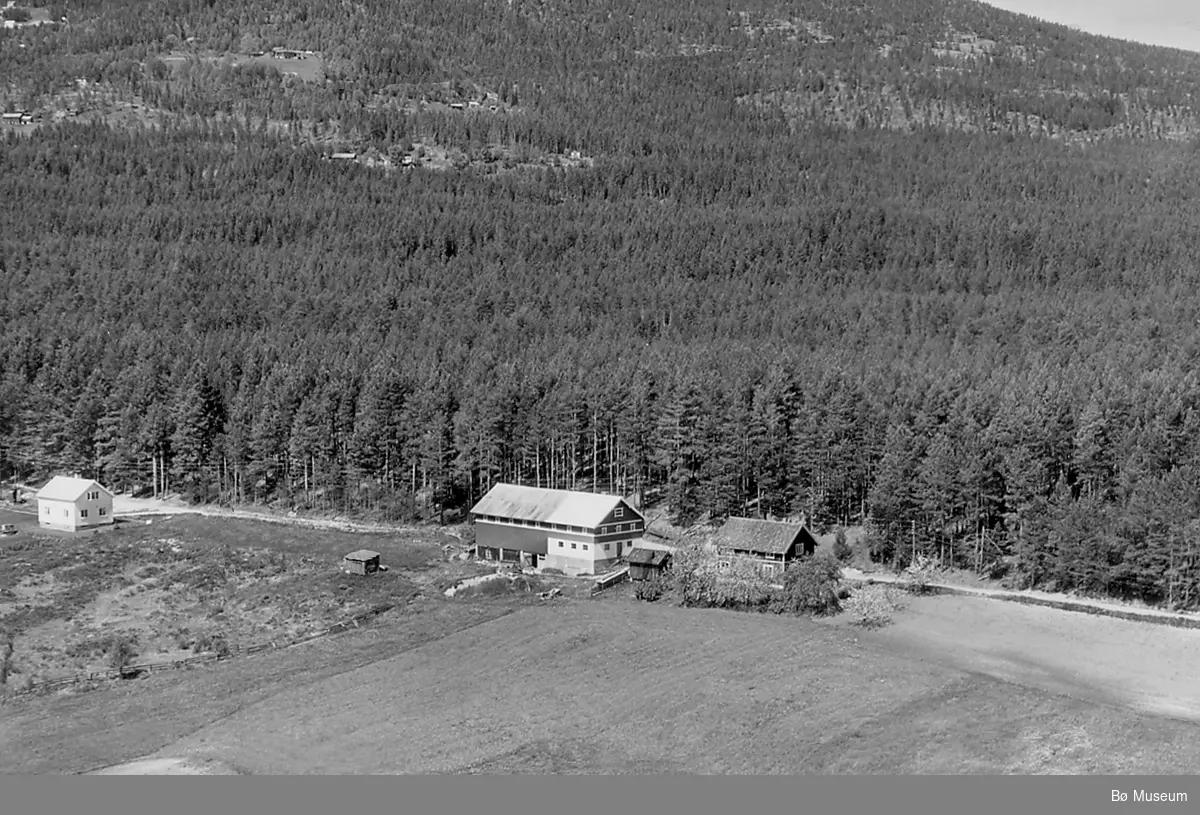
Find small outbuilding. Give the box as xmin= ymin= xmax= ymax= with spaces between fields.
xmin=343 ymin=549 xmax=381 ymax=575
xmin=627 ymin=547 xmax=671 ymax=581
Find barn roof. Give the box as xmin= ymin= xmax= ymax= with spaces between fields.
xmin=344 ymin=549 xmax=381 ymax=561
xmin=715 ymin=517 xmax=808 ymax=555
xmin=628 ymin=548 xmax=671 ymax=566
xmin=36 ymin=476 xmax=111 ymax=503
xmin=470 ymin=483 xmax=640 ymax=528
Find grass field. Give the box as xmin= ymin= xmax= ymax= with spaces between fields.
xmin=60 ymin=600 xmax=1200 ymax=775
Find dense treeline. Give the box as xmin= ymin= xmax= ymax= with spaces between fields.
xmin=4 ymin=0 xmax=1200 ymax=610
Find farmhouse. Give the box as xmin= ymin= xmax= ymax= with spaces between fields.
xmin=713 ymin=516 xmax=817 ymax=577
xmin=470 ymin=483 xmax=645 ymax=576
xmin=2 ymin=112 xmax=21 ymax=124
xmin=35 ymin=476 xmax=114 ymax=532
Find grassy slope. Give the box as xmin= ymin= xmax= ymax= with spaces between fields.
xmin=124 ymin=601 xmax=1200 ymax=774
xmin=0 ymin=599 xmax=516 ymax=774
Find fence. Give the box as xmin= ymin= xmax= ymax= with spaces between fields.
xmin=591 ymin=567 xmax=629 ymax=596
xmin=1 ymin=603 xmax=396 ymax=699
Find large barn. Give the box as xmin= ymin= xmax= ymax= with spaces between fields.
xmin=469 ymin=483 xmax=645 ymax=576
xmin=36 ymin=476 xmax=115 ymax=532
xmin=713 ymin=517 xmax=817 ymax=577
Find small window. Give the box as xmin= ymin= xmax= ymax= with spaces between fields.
xmin=43 ymin=505 xmax=48 ymax=514
xmin=99 ymin=507 xmax=107 ymax=516
xmin=604 ymin=544 xmax=611 ymax=551
xmin=558 ymin=541 xmax=564 ymax=548
xmin=63 ymin=509 xmax=69 ymax=517
xmin=80 ymin=509 xmax=88 ymax=518
xmin=571 ymin=543 xmax=577 ymax=549
xmin=582 ymin=544 xmax=588 ymax=551
xmin=614 ymin=506 xmax=624 ymax=519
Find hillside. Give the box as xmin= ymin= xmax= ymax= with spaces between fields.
xmin=3 ymin=0 xmax=1200 ymax=611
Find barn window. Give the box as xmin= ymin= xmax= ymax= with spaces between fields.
xmin=614 ymin=507 xmax=624 ymax=519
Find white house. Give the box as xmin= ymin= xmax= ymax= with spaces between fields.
xmin=36 ymin=476 xmax=114 ymax=531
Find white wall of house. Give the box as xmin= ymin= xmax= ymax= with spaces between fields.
xmin=541 ymin=536 xmax=624 ymax=576
xmin=37 ymin=491 xmax=114 ymax=531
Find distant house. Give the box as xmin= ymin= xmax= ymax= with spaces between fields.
xmin=36 ymin=476 xmax=114 ymax=532
xmin=628 ymin=547 xmax=671 ymax=581
xmin=470 ymin=483 xmax=645 ymax=576
xmin=712 ymin=517 xmax=817 ymax=577
xmin=330 ymin=152 xmax=357 ymax=161
xmin=343 ymin=550 xmax=381 ymax=576
xmin=2 ymin=113 xmax=21 ymax=124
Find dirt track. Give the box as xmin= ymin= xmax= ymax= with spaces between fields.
xmin=108 ymin=494 xmax=461 ymax=539
xmin=842 ymin=567 xmax=1200 ymax=627
xmin=863 ymin=593 xmax=1200 ymax=722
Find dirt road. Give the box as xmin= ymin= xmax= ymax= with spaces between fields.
xmin=841 ymin=567 xmax=1200 ymax=628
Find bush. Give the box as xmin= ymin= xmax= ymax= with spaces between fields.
xmin=770 ymin=554 xmax=843 ymax=616
xmin=634 ymin=576 xmax=665 ymax=602
xmin=842 ymin=583 xmax=907 ymax=629
xmin=192 ymin=633 xmax=231 ymax=657
xmin=667 ymin=542 xmax=774 ymax=610
xmin=107 ymin=635 xmax=140 ymax=671
xmin=833 ymin=527 xmax=853 ymax=563
xmin=0 ymin=629 xmax=13 ymax=686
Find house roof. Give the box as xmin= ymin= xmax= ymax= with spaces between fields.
xmin=344 ymin=550 xmax=381 ymax=561
xmin=36 ymin=476 xmax=110 ymax=502
xmin=470 ymin=483 xmax=640 ymax=529
xmin=631 ymin=537 xmax=677 ymax=553
xmin=628 ymin=547 xmax=671 ymax=567
xmin=714 ymin=517 xmax=808 ymax=555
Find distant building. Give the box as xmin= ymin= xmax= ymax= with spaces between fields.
xmin=2 ymin=113 xmax=21 ymax=124
xmin=36 ymin=476 xmax=114 ymax=532
xmin=330 ymin=152 xmax=357 ymax=160
xmin=712 ymin=517 xmax=817 ymax=577
xmin=628 ymin=547 xmax=672 ymax=581
xmin=343 ymin=550 xmax=381 ymax=576
xmin=470 ymin=483 xmax=645 ymax=576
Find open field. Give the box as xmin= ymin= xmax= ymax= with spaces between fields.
xmin=0 ymin=514 xmax=467 ymax=686
xmin=159 ymin=52 xmax=325 ymax=83
xmin=61 ymin=599 xmax=1200 ymax=775
xmin=0 ymin=599 xmax=519 ymax=774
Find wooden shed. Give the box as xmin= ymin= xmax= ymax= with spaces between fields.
xmin=627 ymin=547 xmax=671 ymax=581
xmin=343 ymin=549 xmax=381 ymax=575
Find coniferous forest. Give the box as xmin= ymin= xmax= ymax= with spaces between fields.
xmin=5 ymin=0 xmax=1200 ymax=607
